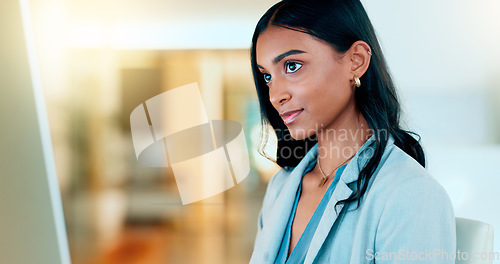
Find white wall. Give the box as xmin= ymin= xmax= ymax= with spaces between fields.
xmin=363 ymin=0 xmax=500 ymax=260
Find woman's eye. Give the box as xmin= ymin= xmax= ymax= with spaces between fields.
xmin=285 ymin=61 xmax=302 ymax=73
xmin=263 ymin=73 xmax=272 ymax=83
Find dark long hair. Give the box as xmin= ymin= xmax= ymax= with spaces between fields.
xmin=250 ymin=0 xmax=425 ymax=212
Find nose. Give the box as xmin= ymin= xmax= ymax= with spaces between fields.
xmin=269 ymin=80 xmax=291 ymax=107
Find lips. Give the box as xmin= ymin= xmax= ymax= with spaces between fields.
xmin=280 ymin=109 xmax=304 ymax=125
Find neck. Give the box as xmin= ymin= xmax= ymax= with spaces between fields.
xmin=314 ymin=109 xmax=372 ymax=175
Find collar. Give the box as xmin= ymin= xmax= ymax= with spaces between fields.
xmin=251 ymin=133 xmax=396 ymax=264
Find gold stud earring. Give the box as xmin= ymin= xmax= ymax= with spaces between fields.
xmin=354 ymin=76 xmax=361 ymax=88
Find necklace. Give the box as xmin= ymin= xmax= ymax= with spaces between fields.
xmin=317 ymin=153 xmax=356 ymax=187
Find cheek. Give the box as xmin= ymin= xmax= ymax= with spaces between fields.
xmin=305 ymin=70 xmax=346 ymax=100
xmin=319 ymin=65 xmax=351 ymax=97
xmin=289 ymin=61 xmax=351 ymax=111
xmin=305 ymin=73 xmax=352 ymax=117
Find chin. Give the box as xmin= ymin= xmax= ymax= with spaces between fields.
xmin=288 ymin=127 xmax=316 ymax=141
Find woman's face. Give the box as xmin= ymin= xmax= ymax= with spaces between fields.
xmin=256 ymin=25 xmax=356 ymax=140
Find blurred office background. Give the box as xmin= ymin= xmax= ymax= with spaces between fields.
xmin=25 ymin=0 xmax=500 ymax=263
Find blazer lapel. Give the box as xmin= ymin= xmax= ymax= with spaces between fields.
xmin=304 ymin=134 xmax=379 ymax=263
xmin=253 ymin=143 xmax=319 ymax=263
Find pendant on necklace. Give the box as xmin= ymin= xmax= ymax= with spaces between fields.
xmin=319 ymin=177 xmax=328 ymax=187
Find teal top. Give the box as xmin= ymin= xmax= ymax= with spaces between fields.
xmin=274 ymin=162 xmax=348 ymax=264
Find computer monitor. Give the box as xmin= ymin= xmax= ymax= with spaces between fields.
xmin=0 ymin=0 xmax=71 ymax=263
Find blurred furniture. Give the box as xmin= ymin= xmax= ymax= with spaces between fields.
xmin=456 ymin=217 xmax=494 ymax=264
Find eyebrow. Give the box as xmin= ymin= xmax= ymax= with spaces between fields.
xmin=257 ymin=49 xmax=306 ymax=69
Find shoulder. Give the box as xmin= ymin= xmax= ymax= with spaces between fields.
xmin=367 ymin=142 xmax=457 ymax=258
xmin=365 ymin=141 xmax=455 ymax=220
xmin=373 ymin=142 xmax=448 ymax=194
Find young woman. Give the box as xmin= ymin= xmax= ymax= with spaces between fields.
xmin=249 ymin=0 xmax=456 ymax=263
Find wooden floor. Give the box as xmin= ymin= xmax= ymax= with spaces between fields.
xmin=68 ymin=180 xmax=266 ymax=264
xmin=84 ymin=224 xmax=169 ymax=264
xmin=71 ymin=202 xmax=261 ymax=263
xmin=77 ymin=222 xmax=256 ymax=264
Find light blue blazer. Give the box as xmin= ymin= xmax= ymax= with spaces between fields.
xmin=250 ymin=134 xmax=456 ymax=263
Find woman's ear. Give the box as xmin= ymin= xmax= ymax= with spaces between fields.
xmin=349 ymin=40 xmax=372 ymax=78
